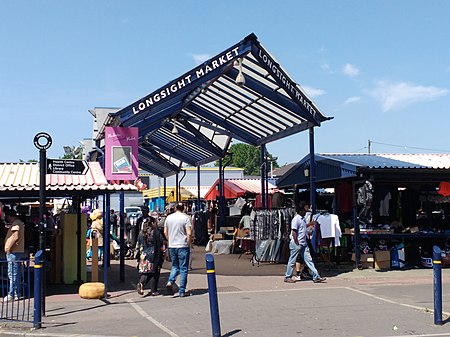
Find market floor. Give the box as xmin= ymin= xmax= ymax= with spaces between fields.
xmin=1 ymin=249 xmax=450 ymax=337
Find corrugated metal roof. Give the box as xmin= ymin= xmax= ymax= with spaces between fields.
xmin=276 ymin=153 xmax=450 ymax=188
xmin=319 ymin=154 xmax=427 ymax=169
xmin=276 ymin=154 xmax=358 ymax=189
xmin=108 ymin=33 xmax=331 ymax=177
xmin=377 ymin=154 xmax=450 ymax=169
xmin=0 ymin=162 xmax=137 ymax=193
xmin=272 ymin=163 xmax=296 ymax=177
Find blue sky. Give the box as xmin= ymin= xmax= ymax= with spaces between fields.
xmin=1 ymin=1 xmax=449 ymax=166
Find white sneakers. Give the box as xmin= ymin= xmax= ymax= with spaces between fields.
xmin=166 ymin=282 xmax=174 ymax=295
xmin=2 ymin=293 xmax=19 ymax=302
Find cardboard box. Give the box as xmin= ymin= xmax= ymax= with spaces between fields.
xmin=212 ymin=234 xmax=223 ymax=240
xmin=374 ymin=250 xmax=390 ymax=270
xmin=351 ymin=253 xmax=374 ymax=269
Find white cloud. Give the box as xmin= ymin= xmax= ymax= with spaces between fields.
xmin=344 ymin=96 xmax=361 ymax=105
xmin=320 ymin=63 xmax=330 ymax=71
xmin=343 ymin=63 xmax=359 ymax=78
xmin=370 ymin=80 xmax=449 ymax=112
xmin=302 ymin=85 xmax=325 ymax=98
xmin=190 ymin=53 xmax=211 ymax=65
xmin=317 ymin=46 xmax=327 ymax=53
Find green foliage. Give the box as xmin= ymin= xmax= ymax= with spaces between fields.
xmin=216 ymin=143 xmax=279 ymax=176
xmin=60 ymin=146 xmax=83 ymax=159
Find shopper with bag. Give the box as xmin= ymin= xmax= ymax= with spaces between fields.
xmin=135 ymin=217 xmax=164 ymax=296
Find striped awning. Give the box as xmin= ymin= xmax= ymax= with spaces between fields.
xmin=0 ymin=162 xmax=137 ymax=196
xmin=204 ymin=178 xmax=278 ymax=200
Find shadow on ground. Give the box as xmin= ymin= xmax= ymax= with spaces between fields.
xmin=44 ymin=246 xmax=358 ymax=296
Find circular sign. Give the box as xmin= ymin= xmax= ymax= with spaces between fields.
xmin=33 ymin=132 xmax=52 ymax=150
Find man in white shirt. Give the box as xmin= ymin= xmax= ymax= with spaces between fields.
xmin=164 ymin=203 xmax=192 ymax=297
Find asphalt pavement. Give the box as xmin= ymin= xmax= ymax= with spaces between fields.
xmin=1 ymin=248 xmax=450 ymax=337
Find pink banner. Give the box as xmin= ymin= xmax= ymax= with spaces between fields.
xmin=105 ymin=127 xmax=138 ymax=180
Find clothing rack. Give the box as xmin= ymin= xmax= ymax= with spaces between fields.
xmin=249 ymin=208 xmax=296 ymax=265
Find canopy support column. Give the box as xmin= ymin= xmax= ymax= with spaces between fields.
xmin=175 ymin=174 xmax=179 ymax=203
xmin=218 ymin=158 xmax=225 ymax=230
xmin=75 ymin=196 xmax=82 ymax=283
xmin=163 ymin=178 xmax=167 ymax=210
xmin=309 ymin=127 xmax=316 ymax=214
xmin=119 ymin=190 xmax=125 ymax=282
xmin=265 ymin=148 xmax=269 ymax=208
xmin=197 ymin=166 xmax=201 ymax=210
xmin=260 ymin=145 xmax=266 ymax=209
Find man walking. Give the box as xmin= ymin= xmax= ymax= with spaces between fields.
xmin=284 ymin=202 xmax=326 ymax=284
xmin=164 ymin=203 xmax=192 ymax=297
xmin=3 ymin=209 xmax=25 ymax=301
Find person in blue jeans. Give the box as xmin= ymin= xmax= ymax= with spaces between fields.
xmin=3 ymin=209 xmax=25 ymax=301
xmin=284 ymin=202 xmax=326 ymax=284
xmin=164 ymin=203 xmax=193 ymax=297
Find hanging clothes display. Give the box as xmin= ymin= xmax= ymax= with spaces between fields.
xmin=312 ymin=213 xmax=342 ymax=247
xmin=252 ymin=208 xmax=296 ymax=263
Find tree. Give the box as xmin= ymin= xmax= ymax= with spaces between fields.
xmin=216 ymin=143 xmax=279 ymax=176
xmin=61 ymin=146 xmax=83 ymax=159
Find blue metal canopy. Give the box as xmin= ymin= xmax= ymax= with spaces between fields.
xmin=276 ymin=153 xmax=429 ymax=188
xmin=109 ymin=33 xmax=331 ymax=177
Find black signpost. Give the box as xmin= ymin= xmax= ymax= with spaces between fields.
xmin=47 ymin=159 xmax=88 ymax=175
xmin=33 ymin=132 xmax=52 ymax=320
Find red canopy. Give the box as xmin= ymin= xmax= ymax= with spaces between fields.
xmin=204 ymin=178 xmax=277 ymax=201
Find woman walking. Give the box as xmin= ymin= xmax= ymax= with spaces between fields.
xmin=136 ymin=217 xmax=164 ymax=296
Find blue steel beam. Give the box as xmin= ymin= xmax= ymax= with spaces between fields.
xmin=186 ymin=103 xmax=259 ymax=145
xmin=210 ymin=79 xmax=292 ymax=129
xmin=177 ymin=120 xmax=226 ymax=157
xmin=225 ymin=67 xmax=318 ymax=125
xmin=159 ymin=122 xmax=224 ymax=157
xmin=179 ymin=114 xmax=233 ymax=137
xmin=257 ymin=120 xmax=317 ymax=145
xmin=139 ymin=145 xmax=181 ymax=173
xmin=139 ymin=160 xmax=172 ymax=178
xmin=195 ymin=88 xmax=278 ymax=136
xmin=138 ymin=158 xmax=178 ymax=178
xmin=146 ymin=137 xmax=205 ymax=166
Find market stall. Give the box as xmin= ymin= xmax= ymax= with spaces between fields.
xmin=277 ymin=153 xmax=450 ymax=269
xmin=278 ymin=154 xmax=450 ymax=267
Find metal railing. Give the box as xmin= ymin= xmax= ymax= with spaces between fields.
xmin=0 ymin=257 xmax=32 ymax=323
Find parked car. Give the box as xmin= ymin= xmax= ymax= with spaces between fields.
xmin=124 ymin=206 xmax=142 ymax=219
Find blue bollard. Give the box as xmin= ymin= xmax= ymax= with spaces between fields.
xmin=433 ymin=245 xmax=443 ymax=325
xmin=33 ymin=250 xmax=44 ymax=329
xmin=205 ymin=253 xmax=221 ymax=337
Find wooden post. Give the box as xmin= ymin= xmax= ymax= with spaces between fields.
xmin=91 ymin=237 xmax=98 ymax=282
